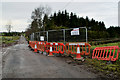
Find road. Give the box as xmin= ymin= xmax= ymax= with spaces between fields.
xmin=2 ymin=36 xmax=99 ymax=78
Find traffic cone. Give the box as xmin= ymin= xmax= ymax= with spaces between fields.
xmin=74 ymin=44 xmax=83 ymax=60
xmin=48 ymin=45 xmax=54 ymax=56
xmin=34 ymin=43 xmax=37 ymax=52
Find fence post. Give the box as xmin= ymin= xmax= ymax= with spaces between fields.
xmin=63 ymin=29 xmax=65 ymax=44
xmin=47 ymin=31 xmax=48 ymax=42
xmin=30 ymin=34 xmax=32 ymax=41
xmin=36 ymin=32 xmax=38 ymax=41
xmin=32 ymin=33 xmax=34 ymax=41
xmin=37 ymin=32 xmax=39 ymax=41
xmin=39 ymin=32 xmax=40 ymax=41
xmin=85 ymin=27 xmax=88 ymax=43
xmin=31 ymin=34 xmax=33 ymax=40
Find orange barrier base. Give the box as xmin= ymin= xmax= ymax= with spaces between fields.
xmin=48 ymin=52 xmax=54 ymax=56
xmin=34 ymin=49 xmax=37 ymax=52
xmin=74 ymin=54 xmax=83 ymax=60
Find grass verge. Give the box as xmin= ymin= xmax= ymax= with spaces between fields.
xmin=1 ymin=36 xmax=20 ymax=47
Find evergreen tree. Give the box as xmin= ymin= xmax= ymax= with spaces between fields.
xmin=43 ymin=14 xmax=48 ymax=31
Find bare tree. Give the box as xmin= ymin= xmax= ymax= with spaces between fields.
xmin=31 ymin=5 xmax=51 ymax=30
xmin=44 ymin=5 xmax=52 ymax=16
xmin=6 ymin=21 xmax=12 ymax=33
xmin=43 ymin=5 xmax=51 ymax=31
xmin=25 ymin=5 xmax=52 ymax=37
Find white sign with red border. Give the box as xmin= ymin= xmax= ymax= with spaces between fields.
xmin=71 ymin=28 xmax=79 ymax=35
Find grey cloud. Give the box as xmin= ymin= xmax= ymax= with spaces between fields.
xmin=1 ymin=2 xmax=118 ymax=32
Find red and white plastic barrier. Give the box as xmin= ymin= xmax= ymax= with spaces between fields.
xmin=28 ymin=41 xmax=120 ymax=62
xmin=29 ymin=41 xmax=38 ymax=52
xmin=45 ymin=42 xmax=65 ymax=56
xmin=37 ymin=42 xmax=46 ymax=52
xmin=92 ymin=46 xmax=120 ymax=61
xmin=65 ymin=42 xmax=91 ymax=60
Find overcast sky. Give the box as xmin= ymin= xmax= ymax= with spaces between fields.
xmin=0 ymin=0 xmax=120 ymax=32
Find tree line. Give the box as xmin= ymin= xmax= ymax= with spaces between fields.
xmin=25 ymin=6 xmax=120 ymax=41
xmin=1 ymin=32 xmax=22 ymax=36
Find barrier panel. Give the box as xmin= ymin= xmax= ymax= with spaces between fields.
xmin=45 ymin=42 xmax=65 ymax=56
xmin=28 ymin=41 xmax=31 ymax=48
xmin=92 ymin=46 xmax=120 ymax=61
xmin=65 ymin=42 xmax=91 ymax=60
xmin=28 ymin=40 xmax=120 ymax=62
xmin=37 ymin=41 xmax=46 ymax=52
xmin=29 ymin=41 xmax=37 ymax=52
xmin=29 ymin=41 xmax=34 ymax=49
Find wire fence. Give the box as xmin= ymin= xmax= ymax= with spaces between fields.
xmin=29 ymin=27 xmax=87 ymax=43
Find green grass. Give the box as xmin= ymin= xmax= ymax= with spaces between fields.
xmin=91 ymin=42 xmax=120 ymax=49
xmin=1 ymin=36 xmax=19 ymax=45
xmin=85 ymin=58 xmax=120 ymax=78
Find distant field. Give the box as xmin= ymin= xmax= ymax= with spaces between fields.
xmin=0 ymin=36 xmax=19 ymax=45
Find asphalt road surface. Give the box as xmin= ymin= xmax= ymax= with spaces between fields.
xmin=2 ymin=35 xmax=99 ymax=78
